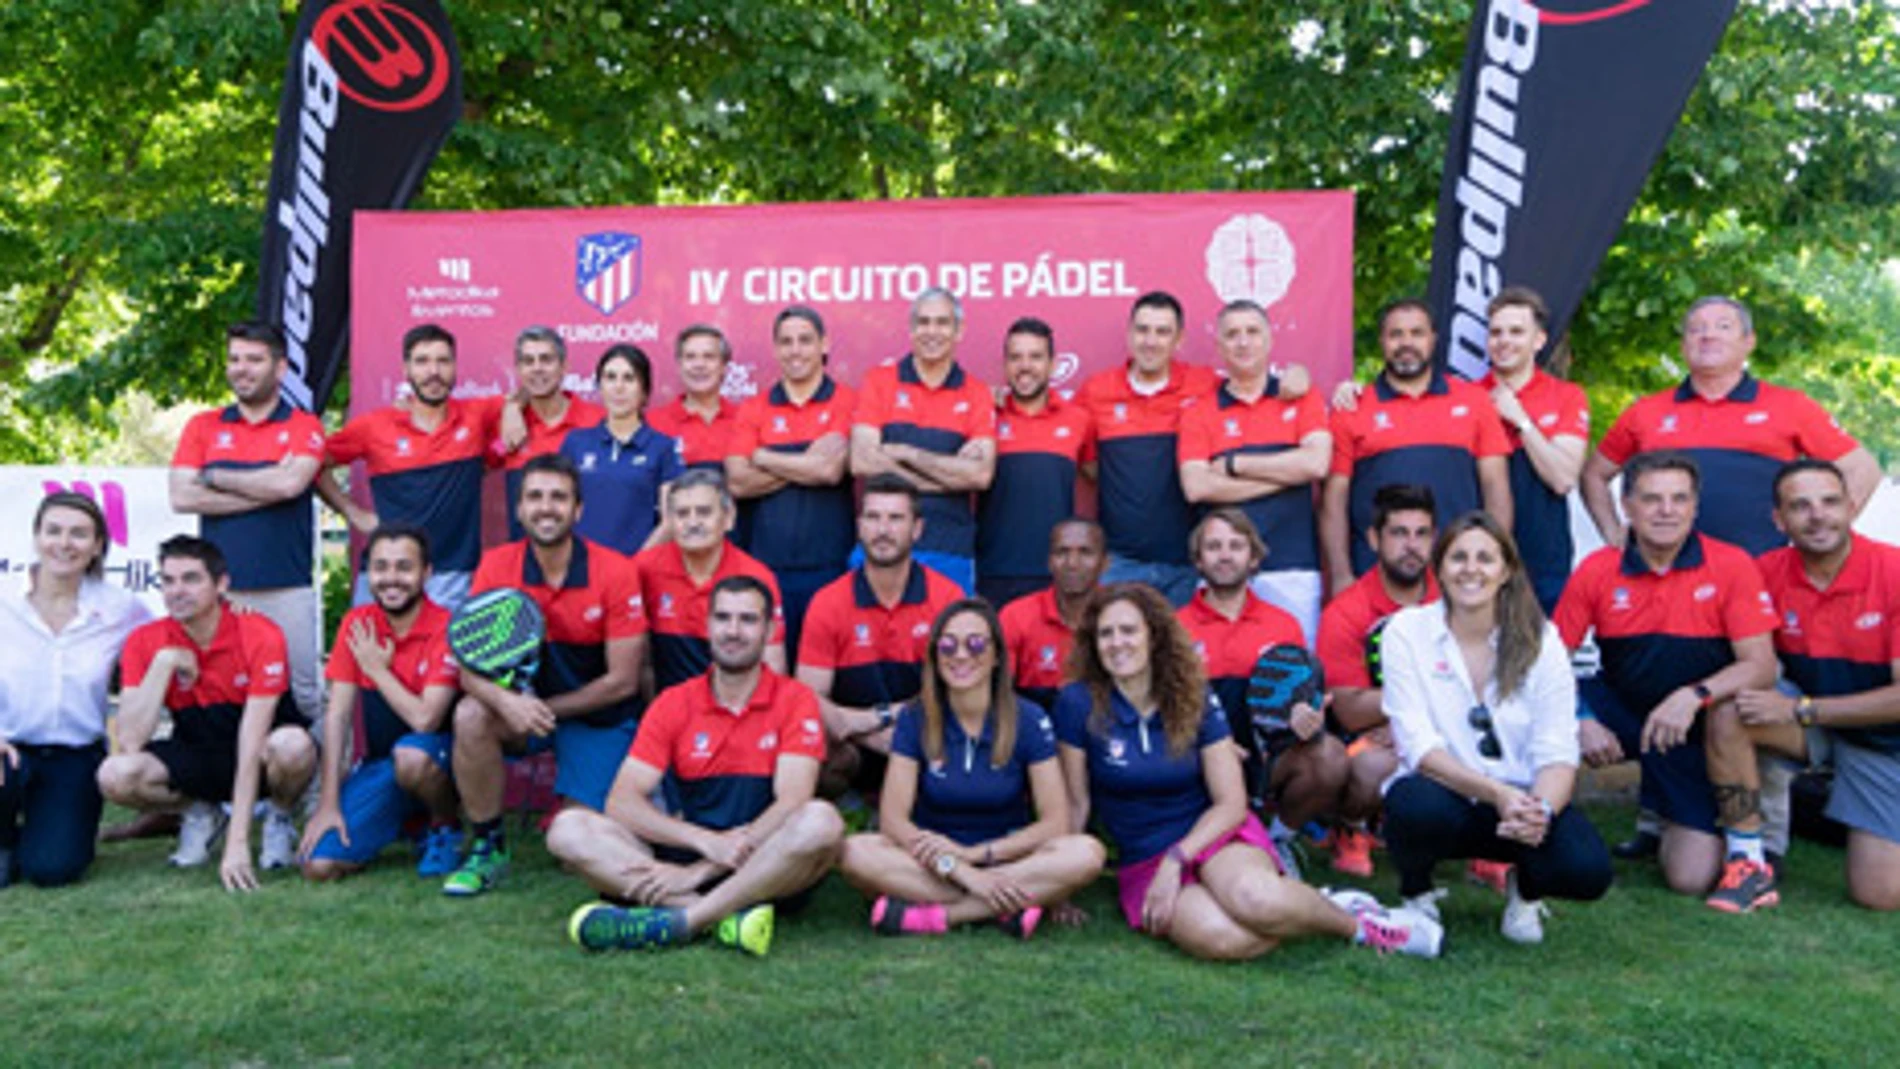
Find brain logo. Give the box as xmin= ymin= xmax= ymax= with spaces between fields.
xmin=1204 ymin=214 xmax=1297 ymax=307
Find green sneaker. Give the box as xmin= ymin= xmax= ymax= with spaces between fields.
xmin=441 ymin=838 xmax=509 ymax=897
xmin=714 ymin=903 xmax=775 ymax=957
xmin=568 ymin=903 xmax=692 ymax=951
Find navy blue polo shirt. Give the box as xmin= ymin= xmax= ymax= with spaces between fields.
xmin=558 ymin=420 xmax=684 ymax=556
xmin=977 ymin=395 xmax=1093 ymax=581
xmin=891 ymin=698 xmax=1058 ymax=845
xmin=729 ymin=377 xmax=859 ymax=573
xmin=1052 ymin=681 xmax=1231 ymax=865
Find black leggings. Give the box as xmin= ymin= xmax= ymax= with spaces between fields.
xmin=1384 ymin=774 xmax=1614 ymax=902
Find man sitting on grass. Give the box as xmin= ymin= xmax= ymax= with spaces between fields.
xmin=550 ymin=575 xmax=843 ymax=956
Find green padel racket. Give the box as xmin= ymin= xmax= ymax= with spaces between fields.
xmin=449 ymin=587 xmax=545 ymax=693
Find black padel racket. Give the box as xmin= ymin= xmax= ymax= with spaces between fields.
xmin=1244 ymin=643 xmax=1325 ymax=769
xmin=449 ymin=588 xmax=546 ymax=693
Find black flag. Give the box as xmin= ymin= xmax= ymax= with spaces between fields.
xmin=256 ymin=0 xmax=462 ymax=411
xmin=1425 ymin=0 xmax=1736 ymax=377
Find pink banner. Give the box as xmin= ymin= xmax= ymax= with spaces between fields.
xmin=350 ymin=191 xmax=1355 ymax=415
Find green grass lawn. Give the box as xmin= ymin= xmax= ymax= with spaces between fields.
xmin=4 ymin=803 xmax=1896 ymax=1068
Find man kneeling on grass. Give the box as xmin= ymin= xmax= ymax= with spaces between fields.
xmin=551 ymin=576 xmax=843 ymax=956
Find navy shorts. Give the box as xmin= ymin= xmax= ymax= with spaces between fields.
xmin=1580 ymin=677 xmax=1718 ymax=835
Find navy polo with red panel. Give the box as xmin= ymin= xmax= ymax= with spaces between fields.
xmin=977 ymin=393 xmax=1094 ymax=587
xmin=797 ymin=563 xmax=964 ymax=710
xmin=324 ymin=599 xmax=460 ymax=760
xmin=631 ymin=539 xmax=785 ymax=693
xmin=890 ymin=698 xmax=1058 ymax=846
xmin=171 ymin=400 xmax=328 ymax=591
xmin=326 ymin=397 xmax=503 ymax=575
xmin=468 ymin=537 xmax=647 ymax=727
xmin=854 ymin=356 xmax=997 ymax=559
xmin=1759 ymin=535 xmax=1900 ymax=754
xmin=1178 ymin=589 xmax=1309 ymax=728
xmin=998 ymin=587 xmax=1077 ymax=710
xmin=1079 ymin=362 xmax=1219 ymax=566
xmin=628 ymin=667 xmax=827 ymax=830
xmin=1478 ymin=369 xmax=1590 ymax=593
xmin=1596 ymin=374 xmax=1860 ymax=555
xmin=502 ymin=393 xmax=606 ymax=540
xmin=1317 ymin=569 xmax=1440 ymax=693
xmin=728 ymin=377 xmax=859 ymax=575
xmin=1328 ymin=372 xmax=1511 ymax=576
xmin=1554 ymin=533 xmax=1779 ymax=831
xmin=649 ymin=397 xmax=741 ymax=472
xmin=1177 ymin=383 xmax=1327 ymax=573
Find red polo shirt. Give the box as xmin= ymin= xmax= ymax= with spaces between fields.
xmin=854 ymin=356 xmax=997 ymax=558
xmin=979 ymin=394 xmax=1096 ymax=581
xmin=123 ymin=605 xmax=291 ymax=741
xmin=799 ymin=563 xmax=964 ymax=710
xmin=1178 ymin=383 xmax=1328 ymax=572
xmin=998 ymin=586 xmax=1078 ymax=709
xmin=632 ymin=540 xmax=785 ymax=692
xmin=1080 ymin=361 xmax=1219 ymax=565
xmin=325 ymin=599 xmax=460 ymax=759
xmin=650 ymin=396 xmax=741 ymax=471
xmin=630 ymin=667 xmax=827 ymax=830
xmin=1179 ymin=588 xmax=1309 ymax=719
xmin=1757 ymin=534 xmax=1900 ymax=754
xmin=1318 ymin=568 xmax=1441 ymax=691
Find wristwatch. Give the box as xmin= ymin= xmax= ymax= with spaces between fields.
xmin=1795 ymin=696 xmax=1819 ymax=728
xmin=933 ymin=853 xmax=958 ymax=879
xmin=1692 ymin=683 xmax=1715 ymax=710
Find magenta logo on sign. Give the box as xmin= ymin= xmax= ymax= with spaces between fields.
xmin=576 ymin=232 xmax=642 ymax=316
xmin=42 ymin=480 xmax=130 ymax=547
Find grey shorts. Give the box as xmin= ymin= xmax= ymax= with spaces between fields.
xmin=1826 ymin=738 xmax=1900 ymax=845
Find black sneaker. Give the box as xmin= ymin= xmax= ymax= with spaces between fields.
xmin=1611 ymin=830 xmax=1660 ymax=861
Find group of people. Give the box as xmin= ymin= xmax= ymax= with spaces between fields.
xmin=2 ymin=283 xmax=1894 ymax=968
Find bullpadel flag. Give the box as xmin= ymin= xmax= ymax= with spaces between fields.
xmin=257 ymin=0 xmax=462 ymax=411
xmin=1425 ymin=0 xmax=1736 ymax=377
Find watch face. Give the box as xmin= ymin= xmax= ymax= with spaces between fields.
xmin=934 ymin=854 xmax=956 ymax=877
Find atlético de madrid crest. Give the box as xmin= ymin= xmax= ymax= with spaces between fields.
xmin=577 ymin=231 xmax=642 ymax=316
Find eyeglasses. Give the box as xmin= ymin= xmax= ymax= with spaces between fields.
xmin=936 ymin=633 xmax=991 ymax=659
xmin=1468 ymin=704 xmax=1502 ymax=761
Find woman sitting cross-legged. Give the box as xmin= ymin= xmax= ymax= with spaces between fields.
xmin=1055 ymin=583 xmax=1442 ymax=960
xmin=1380 ymin=513 xmax=1613 ymax=945
xmin=837 ymin=598 xmax=1105 ymax=937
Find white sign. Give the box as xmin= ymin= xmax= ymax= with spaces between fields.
xmin=0 ymin=467 xmax=196 ymax=617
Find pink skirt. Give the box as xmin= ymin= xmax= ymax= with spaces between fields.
xmin=1115 ymin=811 xmax=1285 ymax=930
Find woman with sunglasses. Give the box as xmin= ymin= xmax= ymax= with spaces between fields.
xmin=1056 ymin=584 xmax=1441 ymax=960
xmin=0 ymin=491 xmax=151 ymax=887
xmin=838 ymin=598 xmax=1105 ymax=937
xmin=1380 ymin=512 xmax=1612 ymax=945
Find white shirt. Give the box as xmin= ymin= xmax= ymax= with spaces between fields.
xmin=0 ymin=570 xmax=152 ymax=748
xmin=1380 ymin=603 xmax=1579 ymax=789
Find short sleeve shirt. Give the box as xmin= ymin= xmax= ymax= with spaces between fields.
xmin=1478 ymin=369 xmax=1590 ymax=581
xmin=728 ymin=377 xmax=859 ymax=573
xmin=1317 ymin=569 xmax=1441 ymax=691
xmin=978 ymin=394 xmax=1095 ymax=581
xmin=122 ymin=606 xmax=291 ymax=741
xmin=1758 ymin=535 xmax=1900 ymax=754
xmin=171 ymin=400 xmax=327 ymax=590
xmin=326 ymin=397 xmax=502 ymax=573
xmin=1052 ymin=682 xmax=1231 ymax=865
xmin=632 ymin=540 xmax=785 ymax=692
xmin=998 ymin=587 xmax=1075 ymax=710
xmin=629 ymin=668 xmax=826 ymax=830
xmin=1177 ymin=589 xmax=1309 ymax=724
xmin=649 ymin=397 xmax=741 ymax=471
xmin=891 ymin=698 xmax=1058 ymax=846
xmin=1080 ymin=362 xmax=1219 ymax=565
xmin=560 ymin=420 xmax=684 ymax=555
xmin=324 ymin=599 xmax=460 ymax=760
xmin=1177 ymin=383 xmax=1328 ymax=572
xmin=854 ymin=356 xmax=998 ymax=558
xmin=798 ymin=563 xmax=965 ymax=709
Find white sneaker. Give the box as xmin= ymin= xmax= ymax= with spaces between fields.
xmin=259 ymin=803 xmax=298 ymax=871
xmin=1500 ymin=870 xmax=1549 ymax=945
xmin=1321 ymin=886 xmax=1381 ymax=917
xmin=1401 ymin=887 xmax=1448 ymax=924
xmin=1269 ymin=823 xmax=1303 ymax=882
xmin=168 ymin=802 xmax=228 ymax=867
xmin=1359 ymin=905 xmax=1444 ymax=959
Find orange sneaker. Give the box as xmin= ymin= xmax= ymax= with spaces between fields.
xmin=1332 ymin=827 xmax=1376 ymax=878
xmin=1467 ymin=859 xmax=1512 ymax=895
xmin=1706 ymin=857 xmax=1779 ymax=914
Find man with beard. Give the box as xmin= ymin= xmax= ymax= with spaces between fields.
xmin=1322 ymin=299 xmax=1513 ymax=591
xmin=1316 ymin=485 xmax=1442 ymax=879
xmin=975 ymin=317 xmax=1094 ymax=609
xmin=1733 ymin=460 xmax=1900 ymax=911
xmin=98 ymin=536 xmax=316 ymax=891
xmin=999 ymin=518 xmax=1107 ymax=710
xmin=1177 ymin=508 xmax=1343 ymax=877
xmin=552 ymin=576 xmax=840 ymax=957
xmin=851 ymin=288 xmax=997 ymax=594
xmin=169 ymin=322 xmax=327 ymax=731
xmin=496 ymin=326 xmax=605 ymax=539
xmin=299 ymin=525 xmax=462 ymax=879
xmin=633 ymin=469 xmax=786 ymax=694
xmin=650 ymin=325 xmax=742 ymax=471
xmin=797 ymin=475 xmax=963 ymax=790
xmin=316 ymin=324 xmax=501 ymax=610
xmin=442 ymin=454 xmax=648 ymax=896
xmin=1554 ymin=452 xmax=1780 ymax=912
xmin=1179 ymin=300 xmax=1331 ymax=645
xmin=726 ymin=306 xmax=857 ymax=667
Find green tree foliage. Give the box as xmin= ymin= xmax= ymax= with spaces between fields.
xmin=1 ymin=1 xmax=1894 ymax=461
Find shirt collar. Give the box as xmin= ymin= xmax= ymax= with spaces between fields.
xmin=1674 ymin=372 xmax=1759 ymax=403
xmin=220 ymin=397 xmax=294 ymax=424
xmin=1373 ymin=370 xmax=1450 ymax=403
xmin=769 ymin=375 xmax=837 ymax=407
xmin=1619 ymin=531 xmax=1708 ymax=577
xmin=522 ymin=538 xmax=592 ymax=590
xmin=898 ymin=354 xmax=966 ymax=390
xmin=943 ymin=707 xmax=997 ymax=747
xmin=852 ymin=561 xmax=930 ymax=609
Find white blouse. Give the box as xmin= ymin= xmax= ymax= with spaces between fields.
xmin=0 ymin=571 xmax=152 ymax=748
xmin=1380 ymin=603 xmax=1579 ymax=789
